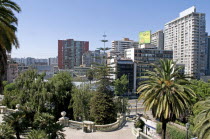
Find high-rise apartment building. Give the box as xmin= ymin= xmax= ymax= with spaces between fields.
xmin=207 ymin=36 xmax=210 ymax=75
xmin=112 ymin=38 xmax=138 ymax=56
xmin=151 ymin=30 xmax=164 ymax=50
xmin=164 ymin=6 xmax=208 ymax=79
xmin=58 ymin=39 xmax=89 ymax=69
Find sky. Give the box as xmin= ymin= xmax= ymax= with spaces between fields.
xmin=12 ymin=0 xmax=210 ymax=58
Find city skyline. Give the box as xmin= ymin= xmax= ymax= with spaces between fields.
xmin=11 ymin=0 xmax=210 ymax=58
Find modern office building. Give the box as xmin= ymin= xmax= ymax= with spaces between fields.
xmin=164 ymin=6 xmax=208 ymax=79
xmin=112 ymin=38 xmax=138 ymax=56
xmin=58 ymin=39 xmax=89 ymax=69
xmin=82 ymin=50 xmax=102 ymax=67
xmin=116 ymin=59 xmax=137 ymax=93
xmin=151 ymin=30 xmax=164 ymax=50
xmin=125 ymin=48 xmax=173 ymax=85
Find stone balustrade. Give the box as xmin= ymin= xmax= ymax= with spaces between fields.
xmin=0 ymin=104 xmax=20 ymax=114
xmin=95 ymin=116 xmax=125 ymax=132
xmin=58 ymin=112 xmax=126 ymax=133
xmin=132 ymin=128 xmax=153 ymax=139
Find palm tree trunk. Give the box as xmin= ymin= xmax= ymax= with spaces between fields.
xmin=0 ymin=47 xmax=7 ymax=94
xmin=16 ymin=131 xmax=20 ymax=139
xmin=162 ymin=121 xmax=167 ymax=139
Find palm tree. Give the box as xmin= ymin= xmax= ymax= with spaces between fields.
xmin=193 ymin=98 xmax=210 ymax=139
xmin=0 ymin=123 xmax=15 ymax=139
xmin=0 ymin=0 xmax=21 ymax=94
xmin=3 ymin=111 xmax=27 ymax=139
xmin=27 ymin=130 xmax=48 ymax=139
xmin=33 ymin=113 xmax=65 ymax=139
xmin=137 ymin=59 xmax=195 ymax=139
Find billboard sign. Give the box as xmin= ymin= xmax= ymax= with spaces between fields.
xmin=139 ymin=31 xmax=151 ymax=44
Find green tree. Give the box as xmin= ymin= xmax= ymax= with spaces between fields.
xmin=0 ymin=123 xmax=15 ymax=139
xmin=72 ymin=86 xmax=93 ymax=121
xmin=94 ymin=65 xmax=113 ymax=96
xmin=114 ymin=96 xmax=129 ymax=114
xmin=192 ymin=98 xmax=210 ymax=139
xmin=90 ymin=92 xmax=117 ymax=124
xmin=3 ymin=111 xmax=27 ymax=139
xmin=3 ymin=69 xmax=47 ymax=111
xmin=47 ymin=72 xmax=74 ymax=119
xmin=0 ymin=0 xmax=21 ymax=94
xmin=137 ymin=59 xmax=195 ymax=139
xmin=3 ymin=70 xmax=74 ymax=120
xmin=27 ymin=130 xmax=47 ymax=139
xmin=114 ymin=74 xmax=128 ymax=96
xmin=190 ymin=80 xmax=210 ymax=102
xmin=86 ymin=69 xmax=94 ymax=84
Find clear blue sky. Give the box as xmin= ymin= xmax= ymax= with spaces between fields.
xmin=12 ymin=0 xmax=210 ymax=58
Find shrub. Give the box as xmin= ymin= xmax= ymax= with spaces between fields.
xmin=134 ymin=119 xmax=145 ymax=130
xmin=156 ymin=123 xmax=187 ymax=139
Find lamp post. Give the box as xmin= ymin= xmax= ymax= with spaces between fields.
xmin=127 ymin=73 xmax=130 ymax=97
xmin=186 ymin=123 xmax=190 ymax=139
xmin=135 ymin=99 xmax=138 ymax=114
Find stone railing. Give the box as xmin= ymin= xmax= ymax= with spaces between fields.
xmin=95 ymin=115 xmax=125 ymax=132
xmin=58 ymin=112 xmax=126 ymax=133
xmin=0 ymin=104 xmax=20 ymax=114
xmin=132 ymin=128 xmax=153 ymax=139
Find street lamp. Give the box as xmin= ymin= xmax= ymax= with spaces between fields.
xmin=127 ymin=73 xmax=130 ymax=97
xmin=135 ymin=99 xmax=138 ymax=114
xmin=186 ymin=123 xmax=190 ymax=139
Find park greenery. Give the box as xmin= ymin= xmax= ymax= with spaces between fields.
xmin=1 ymin=67 xmax=129 ymax=138
xmin=156 ymin=122 xmax=187 ymax=139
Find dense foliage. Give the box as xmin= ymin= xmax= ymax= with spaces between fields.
xmin=134 ymin=119 xmax=145 ymax=129
xmin=72 ymin=86 xmax=93 ymax=121
xmin=114 ymin=74 xmax=128 ymax=96
xmin=3 ymin=70 xmax=74 ymax=120
xmin=27 ymin=130 xmax=47 ymax=139
xmin=2 ymin=70 xmax=74 ymax=138
xmin=0 ymin=123 xmax=15 ymax=139
xmin=190 ymin=80 xmax=210 ymax=103
xmin=90 ymin=92 xmax=117 ymax=124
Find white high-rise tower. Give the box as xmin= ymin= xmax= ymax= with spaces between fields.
xmin=164 ymin=6 xmax=208 ymax=79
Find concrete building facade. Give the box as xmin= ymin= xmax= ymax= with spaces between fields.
xmin=82 ymin=50 xmax=101 ymax=67
xmin=164 ymin=6 xmax=208 ymax=79
xmin=7 ymin=63 xmax=18 ymax=83
xmin=58 ymin=39 xmax=89 ymax=69
xmin=112 ymin=38 xmax=138 ymax=56
xmin=151 ymin=30 xmax=164 ymax=50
